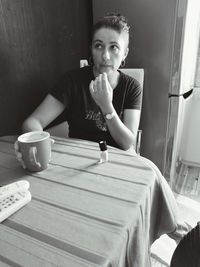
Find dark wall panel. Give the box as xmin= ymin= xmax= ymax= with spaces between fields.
xmin=0 ymin=0 xmax=92 ymax=136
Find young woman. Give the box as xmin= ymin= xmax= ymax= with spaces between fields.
xmin=22 ymin=14 xmax=142 ymax=150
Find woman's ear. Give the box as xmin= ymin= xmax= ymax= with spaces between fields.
xmin=124 ymin=47 xmax=129 ymax=59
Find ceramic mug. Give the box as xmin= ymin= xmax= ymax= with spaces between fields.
xmin=16 ymin=131 xmax=54 ymax=172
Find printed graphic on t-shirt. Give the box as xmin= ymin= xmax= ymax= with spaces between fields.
xmin=85 ymin=110 xmax=107 ymax=131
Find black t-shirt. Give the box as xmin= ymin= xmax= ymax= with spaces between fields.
xmin=50 ymin=66 xmax=142 ymax=148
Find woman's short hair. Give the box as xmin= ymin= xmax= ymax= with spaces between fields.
xmin=92 ymin=13 xmax=130 ymax=45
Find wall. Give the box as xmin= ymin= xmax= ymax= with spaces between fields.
xmin=0 ymin=0 xmax=92 ymax=136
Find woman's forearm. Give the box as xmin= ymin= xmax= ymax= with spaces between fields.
xmin=22 ymin=117 xmax=43 ymax=133
xmin=105 ymin=113 xmax=136 ymax=150
xmin=21 ymin=94 xmax=65 ymax=134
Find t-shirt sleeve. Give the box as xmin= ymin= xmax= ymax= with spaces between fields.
xmin=50 ymin=72 xmax=72 ymax=109
xmin=124 ymin=78 xmax=142 ymax=110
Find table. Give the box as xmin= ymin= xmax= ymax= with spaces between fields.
xmin=0 ymin=136 xmax=179 ymax=267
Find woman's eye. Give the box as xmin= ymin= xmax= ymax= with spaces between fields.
xmin=111 ymin=45 xmax=119 ymax=52
xmin=94 ymin=43 xmax=102 ymax=49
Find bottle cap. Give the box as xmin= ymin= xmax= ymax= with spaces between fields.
xmin=99 ymin=141 xmax=107 ymax=151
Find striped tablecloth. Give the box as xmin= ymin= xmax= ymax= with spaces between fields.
xmin=0 ymin=136 xmax=178 ymax=267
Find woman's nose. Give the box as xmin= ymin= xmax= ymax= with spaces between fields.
xmin=102 ymin=49 xmax=110 ymax=61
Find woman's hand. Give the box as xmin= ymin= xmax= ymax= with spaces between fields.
xmin=89 ymin=72 xmax=140 ymax=150
xmin=89 ymin=73 xmax=113 ymax=111
xmin=14 ymin=141 xmax=26 ymax=169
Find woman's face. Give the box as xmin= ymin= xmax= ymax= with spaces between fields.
xmin=91 ymin=27 xmax=129 ymax=76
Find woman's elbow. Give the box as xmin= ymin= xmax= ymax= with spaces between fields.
xmin=120 ymin=138 xmax=135 ymax=151
xmin=120 ymin=133 xmax=137 ymax=151
xmin=121 ymin=143 xmax=134 ymax=151
xmin=22 ymin=117 xmax=43 ymax=133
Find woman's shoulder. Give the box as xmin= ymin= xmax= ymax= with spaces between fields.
xmin=118 ymin=70 xmax=142 ymax=91
xmin=65 ymin=65 xmax=93 ymax=79
xmin=52 ymin=66 xmax=93 ymax=90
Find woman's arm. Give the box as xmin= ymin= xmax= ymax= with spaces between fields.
xmin=22 ymin=94 xmax=65 ymax=133
xmin=102 ymin=106 xmax=140 ymax=150
xmin=89 ymin=73 xmax=141 ymax=150
xmin=114 ymin=108 xmax=140 ymax=150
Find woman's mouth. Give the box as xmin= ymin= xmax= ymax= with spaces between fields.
xmin=100 ymin=64 xmax=112 ymax=68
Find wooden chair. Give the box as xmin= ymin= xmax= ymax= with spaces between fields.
xmin=47 ymin=68 xmax=144 ymax=154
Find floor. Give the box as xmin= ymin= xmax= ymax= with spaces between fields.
xmin=150 ymin=192 xmax=200 ymax=267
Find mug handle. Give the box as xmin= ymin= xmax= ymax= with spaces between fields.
xmin=29 ymin=146 xmax=41 ymax=168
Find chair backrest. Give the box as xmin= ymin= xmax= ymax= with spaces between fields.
xmin=120 ymin=68 xmax=144 ymax=89
xmin=120 ymin=68 xmax=144 ymax=121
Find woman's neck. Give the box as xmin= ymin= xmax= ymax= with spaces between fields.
xmin=108 ymin=71 xmax=120 ymax=90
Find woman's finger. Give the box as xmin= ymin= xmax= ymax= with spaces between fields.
xmin=14 ymin=141 xmax=19 ymax=151
xmin=101 ymin=73 xmax=113 ymax=103
xmin=102 ymin=72 xmax=109 ymax=91
xmin=16 ymin=152 xmax=22 ymax=159
xmin=93 ymin=79 xmax=98 ymax=92
xmin=89 ymin=80 xmax=94 ymax=94
xmin=96 ymin=74 xmax=102 ymax=92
